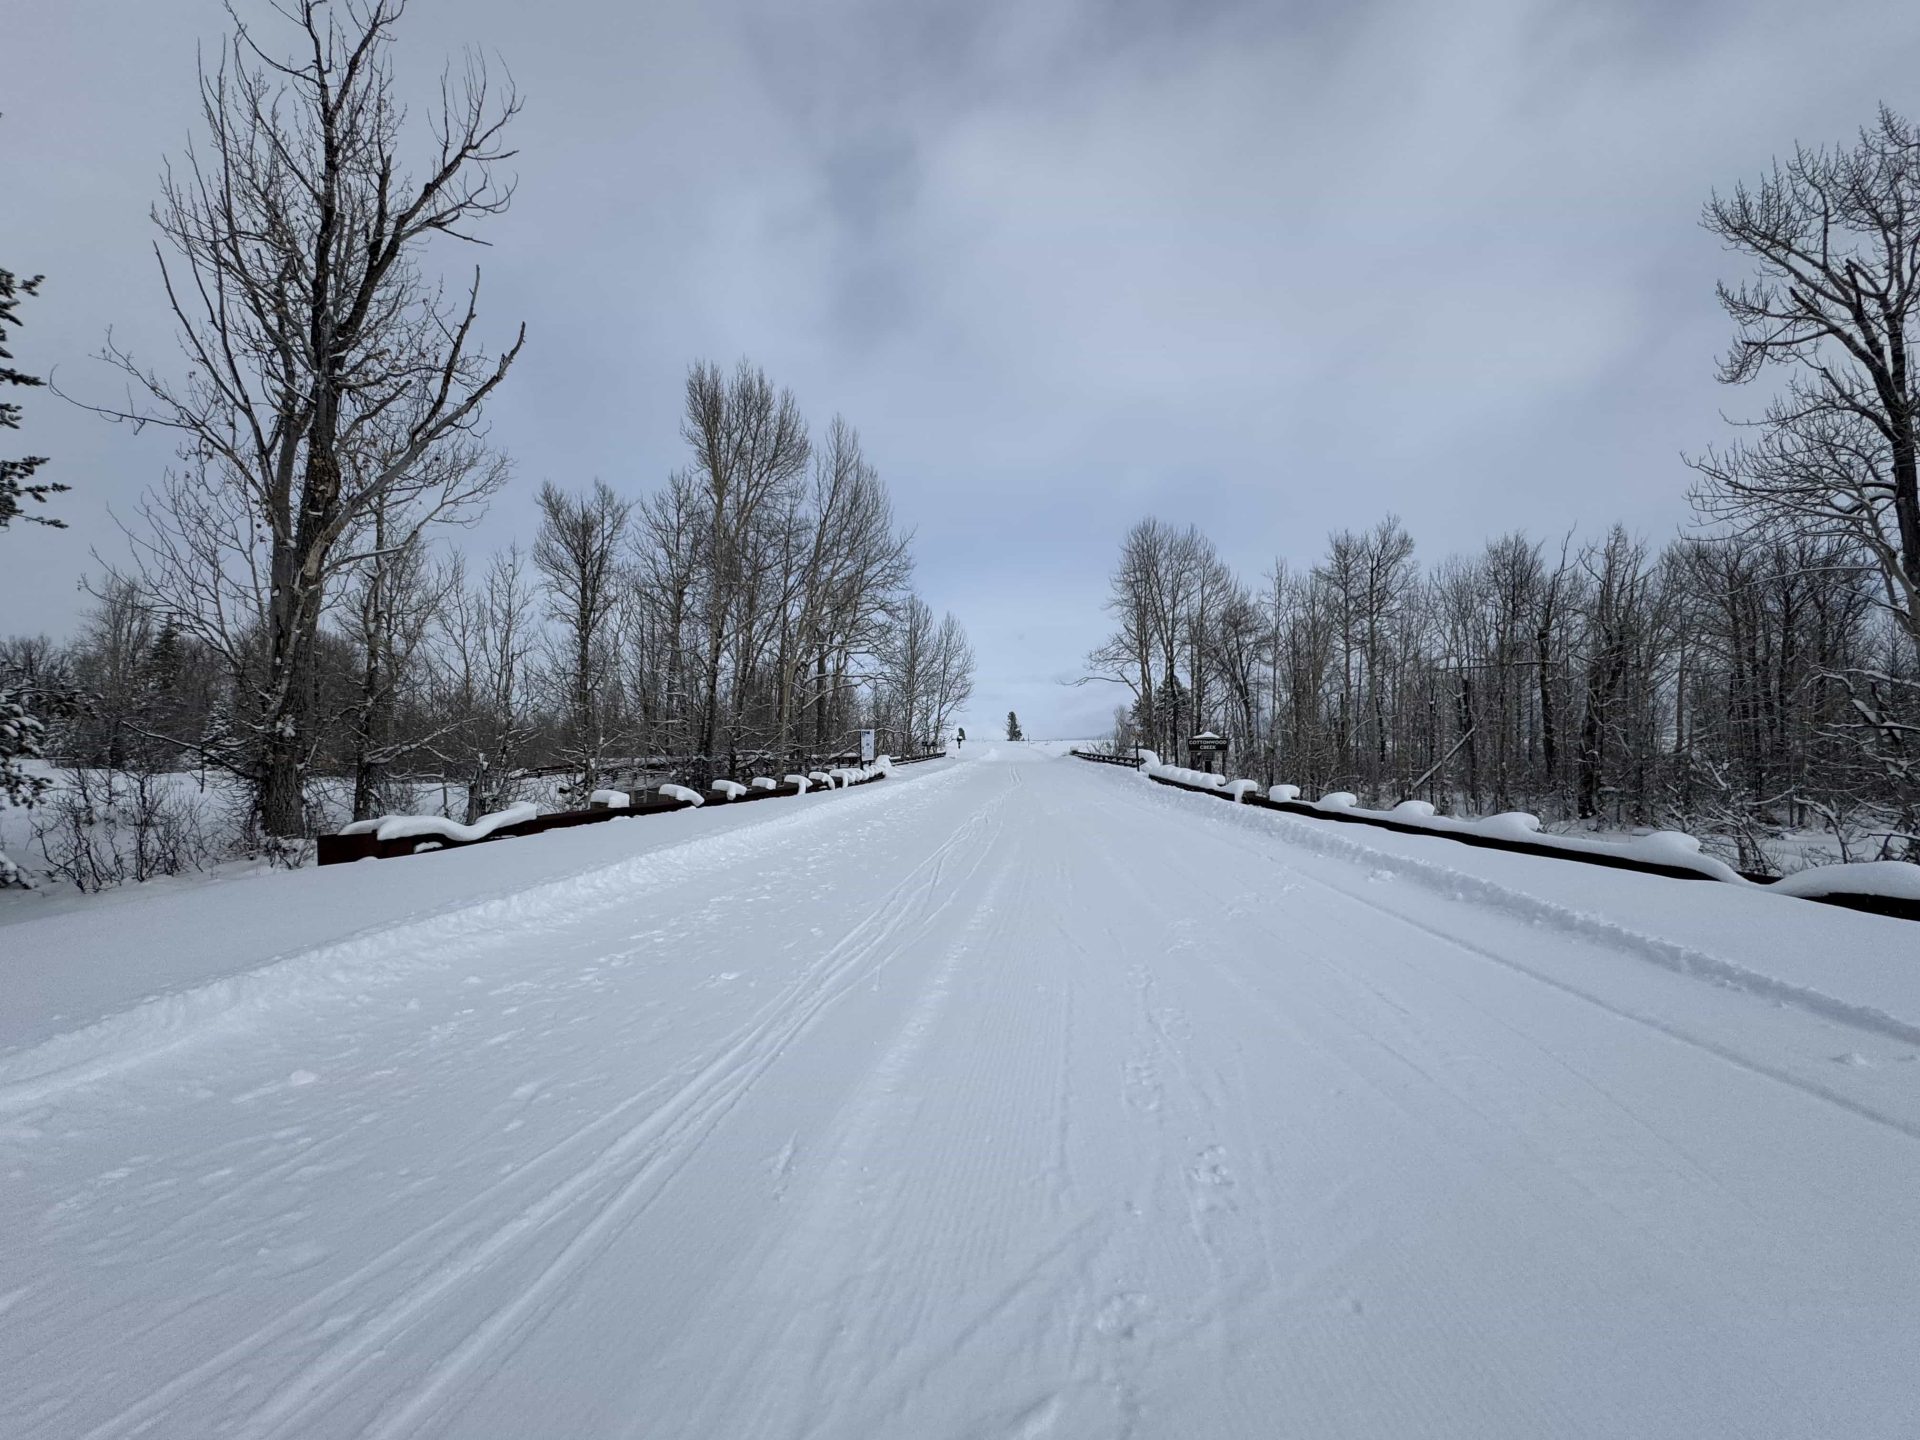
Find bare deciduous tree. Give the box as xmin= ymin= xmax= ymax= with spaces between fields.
xmin=533 ymin=480 xmax=632 ymax=792
xmin=85 ymin=0 xmax=523 ymax=836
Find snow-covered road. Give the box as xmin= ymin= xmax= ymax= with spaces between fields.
xmin=4 ymin=745 xmax=1918 ymax=1439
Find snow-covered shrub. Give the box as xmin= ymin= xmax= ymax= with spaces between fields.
xmin=31 ymin=765 xmax=223 ymax=892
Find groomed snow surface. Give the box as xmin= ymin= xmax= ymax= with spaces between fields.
xmin=3 ymin=743 xmax=1918 ymax=1439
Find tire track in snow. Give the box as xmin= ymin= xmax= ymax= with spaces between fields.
xmin=1278 ymin=855 xmax=1920 ymax=1146
xmin=68 ymin=779 xmax=1002 ymax=1440
xmin=1123 ymin=771 xmax=1920 ymax=1049
xmin=0 ymin=763 xmax=972 ymax=1117
xmin=667 ymin=765 xmax=1122 ymax=1439
xmin=1111 ymin=772 xmax=1920 ymax=1142
xmin=350 ymin=797 xmax=1017 ymax=1440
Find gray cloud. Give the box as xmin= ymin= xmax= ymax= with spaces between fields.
xmin=8 ymin=0 xmax=1920 ymax=737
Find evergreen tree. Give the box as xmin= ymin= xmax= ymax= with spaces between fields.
xmin=1 ymin=261 xmax=68 ymax=886
xmin=1006 ymin=710 xmax=1023 ymax=741
xmin=0 ymin=266 xmax=65 ymax=530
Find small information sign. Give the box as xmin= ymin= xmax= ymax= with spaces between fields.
xmin=1188 ymin=731 xmax=1229 ymax=774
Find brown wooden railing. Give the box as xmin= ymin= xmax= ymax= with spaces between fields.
xmin=1075 ymin=754 xmax=1919 ymax=924
xmin=318 ymin=771 xmax=886 ymax=866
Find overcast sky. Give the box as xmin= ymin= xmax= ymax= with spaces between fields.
xmin=8 ymin=0 xmax=1920 ymax=737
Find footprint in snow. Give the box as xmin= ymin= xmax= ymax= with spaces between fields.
xmin=1187 ymin=1146 xmax=1234 ymax=1190
xmin=1093 ymin=1291 xmax=1151 ymax=1341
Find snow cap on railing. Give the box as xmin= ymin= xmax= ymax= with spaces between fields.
xmin=659 ymin=783 xmax=704 ymax=807
xmin=1476 ymin=811 xmax=1541 ymax=839
xmin=340 ymin=801 xmax=541 ymax=844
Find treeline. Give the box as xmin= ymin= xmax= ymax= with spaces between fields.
xmin=5 ymin=360 xmax=971 ymax=832
xmin=1091 ymin=107 xmax=1920 ymax=871
xmin=1089 ymin=517 xmax=1912 ymax=868
xmin=0 ymin=2 xmax=970 ymax=889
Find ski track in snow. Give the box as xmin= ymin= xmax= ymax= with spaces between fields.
xmin=3 ymin=744 xmax=1918 ymax=1439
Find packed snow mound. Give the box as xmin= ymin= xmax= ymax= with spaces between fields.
xmin=1771 ymin=861 xmax=1920 ymax=901
xmin=338 ymin=801 xmax=540 ymax=844
xmin=1268 ymin=784 xmax=1301 ymax=803
xmin=658 ymin=784 xmax=704 ymax=807
xmin=1316 ymin=791 xmax=1359 ymax=810
xmin=1224 ymin=779 xmax=1261 ymax=800
xmin=1479 ymin=811 xmax=1542 ymax=839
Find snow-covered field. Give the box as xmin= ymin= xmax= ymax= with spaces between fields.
xmin=2 ymin=743 xmax=1917 ymax=1438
